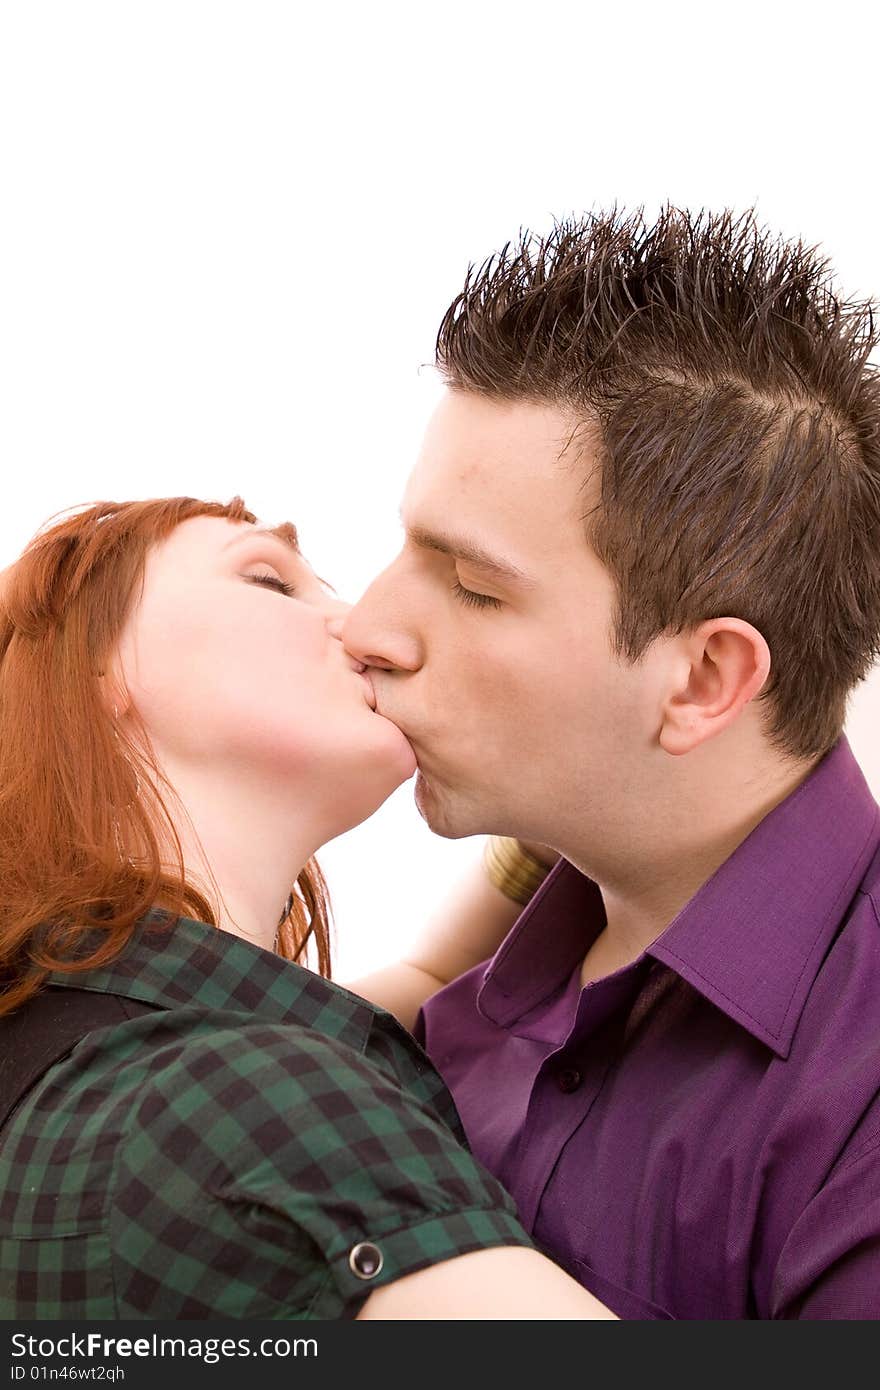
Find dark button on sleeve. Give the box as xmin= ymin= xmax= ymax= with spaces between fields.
xmin=557 ymin=1065 xmax=582 ymax=1093
xmin=349 ymin=1242 xmax=384 ymax=1280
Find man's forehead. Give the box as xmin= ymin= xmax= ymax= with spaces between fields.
xmin=403 ymin=410 xmax=591 ymax=548
xmin=422 ymin=390 xmax=585 ymax=466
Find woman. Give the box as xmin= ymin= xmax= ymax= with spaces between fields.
xmin=0 ymin=495 xmax=613 ymax=1320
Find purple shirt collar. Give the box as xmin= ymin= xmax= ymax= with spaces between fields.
xmin=477 ymin=736 xmax=880 ymax=1058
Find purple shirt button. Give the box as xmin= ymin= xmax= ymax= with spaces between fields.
xmin=557 ymin=1066 xmax=582 ymax=1093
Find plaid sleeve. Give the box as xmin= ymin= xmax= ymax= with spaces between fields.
xmin=111 ymin=1021 xmax=532 ymax=1319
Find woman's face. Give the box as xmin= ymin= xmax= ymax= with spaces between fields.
xmin=115 ymin=515 xmax=416 ymax=837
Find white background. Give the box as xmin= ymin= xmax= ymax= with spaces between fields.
xmin=1 ymin=2 xmax=877 ymax=978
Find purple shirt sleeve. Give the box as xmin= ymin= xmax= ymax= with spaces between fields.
xmin=772 ymin=1142 xmax=880 ymax=1319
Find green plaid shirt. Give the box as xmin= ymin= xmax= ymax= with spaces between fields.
xmin=0 ymin=916 xmax=531 ymax=1319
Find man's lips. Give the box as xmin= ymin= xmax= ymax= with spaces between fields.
xmin=364 ymin=679 xmax=414 ymax=740
xmin=354 ymin=668 xmax=418 ymax=746
xmin=373 ymin=705 xmax=416 ymax=745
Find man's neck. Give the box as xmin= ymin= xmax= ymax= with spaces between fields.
xmin=573 ymin=751 xmax=817 ymax=989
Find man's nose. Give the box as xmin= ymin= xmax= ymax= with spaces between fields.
xmin=322 ymin=581 xmax=356 ymax=631
xmin=342 ymin=573 xmax=423 ymax=673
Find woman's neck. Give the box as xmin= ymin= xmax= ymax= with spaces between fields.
xmin=155 ymin=759 xmax=316 ymax=954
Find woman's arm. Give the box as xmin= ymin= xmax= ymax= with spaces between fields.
xmin=348 ymin=841 xmax=558 ymax=1031
xmin=359 ymin=1245 xmax=617 ymax=1320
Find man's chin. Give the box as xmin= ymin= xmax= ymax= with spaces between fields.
xmin=413 ymin=769 xmax=470 ymax=839
xmin=413 ymin=769 xmax=435 ymax=821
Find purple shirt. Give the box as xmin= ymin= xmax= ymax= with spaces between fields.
xmin=418 ymin=737 xmax=880 ymax=1319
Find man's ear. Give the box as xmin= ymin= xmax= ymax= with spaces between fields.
xmin=658 ymin=618 xmax=771 ymax=756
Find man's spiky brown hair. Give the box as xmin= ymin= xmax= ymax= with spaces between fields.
xmin=437 ymin=207 xmax=880 ymax=760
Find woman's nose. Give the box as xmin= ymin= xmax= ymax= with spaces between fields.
xmin=325 ymin=610 xmax=349 ymax=640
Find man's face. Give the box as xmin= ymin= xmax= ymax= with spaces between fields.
xmin=343 ymin=391 xmax=655 ymax=850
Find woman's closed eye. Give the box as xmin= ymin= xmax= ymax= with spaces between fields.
xmin=248 ymin=571 xmax=297 ymax=598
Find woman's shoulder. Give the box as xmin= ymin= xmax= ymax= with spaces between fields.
xmin=129 ymin=1005 xmax=461 ymax=1143
xmin=111 ymin=1009 xmax=526 ymax=1317
xmin=105 ymin=1009 xmax=531 ymax=1319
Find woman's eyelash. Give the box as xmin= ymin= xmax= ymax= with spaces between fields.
xmin=248 ymin=572 xmax=297 ymax=597
xmin=451 ymin=581 xmax=502 ymax=611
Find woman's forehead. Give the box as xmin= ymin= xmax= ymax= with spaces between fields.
xmin=155 ymin=514 xmax=301 ymax=562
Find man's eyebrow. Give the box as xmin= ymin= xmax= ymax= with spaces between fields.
xmin=222 ymin=522 xmax=300 ymax=555
xmin=404 ymin=521 xmax=534 ymax=587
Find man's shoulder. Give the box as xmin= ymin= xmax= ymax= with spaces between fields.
xmin=857 ymin=855 xmax=880 ymax=924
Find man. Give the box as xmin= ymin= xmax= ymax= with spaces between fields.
xmin=343 ymin=207 xmax=880 ymax=1319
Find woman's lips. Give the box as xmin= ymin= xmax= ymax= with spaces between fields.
xmin=358 ymin=670 xmax=377 ymax=710
xmin=345 ymin=656 xmax=377 ymax=710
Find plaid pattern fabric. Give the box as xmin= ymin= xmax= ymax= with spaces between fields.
xmin=0 ymin=916 xmax=531 ymax=1319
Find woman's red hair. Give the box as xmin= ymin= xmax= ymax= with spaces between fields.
xmin=0 ymin=496 xmax=332 ymax=1016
